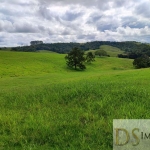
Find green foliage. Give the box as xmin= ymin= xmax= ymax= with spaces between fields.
xmin=133 ymin=55 xmax=150 ymax=68
xmin=118 ymin=54 xmax=128 ymax=58
xmin=85 ymin=52 xmax=95 ymax=63
xmin=95 ymin=49 xmax=108 ymax=57
xmin=10 ymin=41 xmax=150 ymax=56
xmin=65 ymin=47 xmax=86 ymax=70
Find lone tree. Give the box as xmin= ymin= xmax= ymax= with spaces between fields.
xmin=65 ymin=47 xmax=86 ymax=70
xmin=85 ymin=52 xmax=95 ymax=63
xmin=133 ymin=54 xmax=150 ymax=69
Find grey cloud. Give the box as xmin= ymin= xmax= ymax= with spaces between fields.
xmin=87 ymin=13 xmax=103 ymax=24
xmin=38 ymin=0 xmax=133 ymax=10
xmin=0 ymin=20 xmax=13 ymax=32
xmin=38 ymin=0 xmax=112 ymax=10
xmin=62 ymin=11 xmax=83 ymax=21
xmin=0 ymin=20 xmax=40 ymax=33
xmin=61 ymin=27 xmax=77 ymax=35
xmin=1 ymin=0 xmax=38 ymax=6
xmin=135 ymin=1 xmax=150 ymax=18
xmin=38 ymin=6 xmax=53 ymax=20
xmin=61 ymin=30 xmax=71 ymax=35
xmin=121 ymin=16 xmax=149 ymax=28
xmin=39 ymin=0 xmax=98 ymax=6
xmin=0 ymin=1 xmax=37 ymax=17
xmin=97 ymin=23 xmax=114 ymax=32
xmin=112 ymin=0 xmax=128 ymax=7
xmin=0 ymin=35 xmax=5 ymax=43
xmin=77 ymin=34 xmax=96 ymax=41
xmin=0 ymin=6 xmax=20 ymax=17
xmin=38 ymin=5 xmax=62 ymax=22
xmin=96 ymin=16 xmax=119 ymax=32
xmin=87 ymin=12 xmax=119 ymax=32
xmin=38 ymin=4 xmax=84 ymax=23
xmin=13 ymin=23 xmax=39 ymax=33
xmin=1 ymin=0 xmax=150 ymax=46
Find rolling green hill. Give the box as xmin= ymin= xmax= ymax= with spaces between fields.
xmin=10 ymin=41 xmax=150 ymax=55
xmin=0 ymin=51 xmax=150 ymax=149
xmin=99 ymin=45 xmax=124 ymax=56
xmin=86 ymin=45 xmax=124 ymax=57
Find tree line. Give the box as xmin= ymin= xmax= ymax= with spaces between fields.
xmin=11 ymin=41 xmax=150 ymax=54
xmin=10 ymin=41 xmax=150 ymax=69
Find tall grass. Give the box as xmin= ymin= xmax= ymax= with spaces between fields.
xmin=1 ymin=71 xmax=150 ymax=149
xmin=0 ymin=51 xmax=150 ymax=149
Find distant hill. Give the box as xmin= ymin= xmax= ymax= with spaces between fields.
xmin=10 ymin=41 xmax=150 ymax=56
xmin=86 ymin=45 xmax=124 ymax=57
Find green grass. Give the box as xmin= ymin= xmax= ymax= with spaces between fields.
xmin=86 ymin=45 xmax=124 ymax=57
xmin=0 ymin=51 xmax=150 ymax=149
xmin=36 ymin=50 xmax=58 ymax=53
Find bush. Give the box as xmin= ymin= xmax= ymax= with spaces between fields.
xmin=133 ymin=55 xmax=150 ymax=69
xmin=118 ymin=54 xmax=128 ymax=58
xmin=85 ymin=52 xmax=95 ymax=63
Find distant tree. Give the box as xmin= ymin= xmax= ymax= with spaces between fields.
xmin=85 ymin=52 xmax=95 ymax=63
xmin=118 ymin=54 xmax=128 ymax=58
xmin=128 ymin=51 xmax=142 ymax=59
xmin=95 ymin=50 xmax=108 ymax=57
xmin=133 ymin=55 xmax=150 ymax=69
xmin=65 ymin=47 xmax=86 ymax=70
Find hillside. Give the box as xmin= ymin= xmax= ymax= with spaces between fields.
xmin=0 ymin=51 xmax=150 ymax=149
xmin=0 ymin=51 xmax=132 ymax=79
xmin=86 ymin=45 xmax=124 ymax=57
xmin=10 ymin=41 xmax=150 ymax=55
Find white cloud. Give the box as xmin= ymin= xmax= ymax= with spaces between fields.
xmin=0 ymin=0 xmax=150 ymax=46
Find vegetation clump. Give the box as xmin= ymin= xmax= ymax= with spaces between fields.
xmin=65 ymin=47 xmax=86 ymax=70
xmin=85 ymin=52 xmax=95 ymax=63
xmin=133 ymin=54 xmax=150 ymax=69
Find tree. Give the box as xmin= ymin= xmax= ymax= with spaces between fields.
xmin=65 ymin=47 xmax=86 ymax=70
xmin=133 ymin=55 xmax=150 ymax=69
xmin=118 ymin=54 xmax=128 ymax=58
xmin=85 ymin=52 xmax=95 ymax=63
xmin=95 ymin=49 xmax=108 ymax=57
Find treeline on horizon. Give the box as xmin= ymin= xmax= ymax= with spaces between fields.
xmin=11 ymin=41 xmax=150 ymax=58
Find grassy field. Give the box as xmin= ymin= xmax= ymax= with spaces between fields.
xmin=86 ymin=45 xmax=124 ymax=57
xmin=36 ymin=50 xmax=58 ymax=53
xmin=0 ymin=51 xmax=150 ymax=149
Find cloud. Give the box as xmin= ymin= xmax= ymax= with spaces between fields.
xmin=0 ymin=20 xmax=13 ymax=32
xmin=135 ymin=1 xmax=150 ymax=18
xmin=13 ymin=22 xmax=40 ymax=33
xmin=0 ymin=0 xmax=150 ymax=46
xmin=62 ymin=10 xmax=83 ymax=21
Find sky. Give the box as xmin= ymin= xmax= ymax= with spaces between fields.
xmin=0 ymin=0 xmax=150 ymax=47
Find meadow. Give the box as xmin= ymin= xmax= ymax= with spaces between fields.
xmin=0 ymin=50 xmax=150 ymax=149
xmin=85 ymin=45 xmax=124 ymax=57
